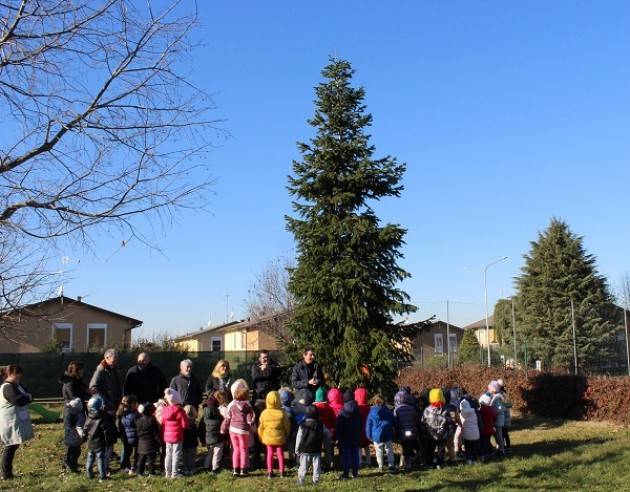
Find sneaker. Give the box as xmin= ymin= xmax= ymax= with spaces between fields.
xmin=377 ymin=466 xmax=383 ymax=472
xmin=388 ymin=466 xmax=397 ymax=473
xmin=128 ymin=469 xmax=136 ymax=476
xmin=212 ymin=468 xmax=221 ymax=475
xmin=232 ymin=469 xmax=239 ymax=476
xmin=312 ymin=480 xmax=319 ymax=485
xmin=240 ymin=469 xmax=249 ymax=477
xmin=267 ymin=473 xmax=274 ymax=479
xmin=279 ymin=472 xmax=285 ymax=478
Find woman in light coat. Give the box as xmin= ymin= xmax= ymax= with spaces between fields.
xmin=0 ymin=364 xmax=34 ymax=480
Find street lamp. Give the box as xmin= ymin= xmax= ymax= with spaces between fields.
xmin=483 ymin=256 xmax=509 ymax=367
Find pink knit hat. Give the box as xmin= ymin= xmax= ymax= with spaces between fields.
xmin=164 ymin=388 xmax=182 ymax=405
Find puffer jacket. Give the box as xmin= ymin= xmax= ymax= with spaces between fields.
xmin=313 ymin=401 xmax=336 ymax=436
xmin=118 ymin=409 xmax=139 ymax=445
xmin=84 ymin=408 xmax=118 ymax=450
xmin=59 ymin=373 xmax=90 ymax=404
xmin=258 ymin=391 xmax=291 ymax=446
xmin=203 ymin=399 xmax=224 ymax=446
xmin=327 ymin=388 xmax=343 ymax=416
xmin=491 ymin=393 xmax=506 ymax=427
xmin=394 ymin=392 xmax=421 ymax=442
xmin=354 ymin=388 xmax=370 ymax=447
xmin=161 ymin=404 xmax=188 ymax=444
xmin=479 ymin=404 xmax=496 ymax=437
xmin=136 ymin=415 xmax=161 ymax=455
xmin=63 ymin=406 xmax=86 ymax=447
xmin=336 ymin=400 xmax=362 ymax=448
xmin=422 ymin=404 xmax=452 ymax=441
xmin=366 ymin=404 xmax=395 ymax=444
xmin=221 ymin=400 xmax=254 ymax=435
xmin=459 ymin=399 xmax=480 ymax=441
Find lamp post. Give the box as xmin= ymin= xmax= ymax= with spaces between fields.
xmin=483 ymin=256 xmax=509 ymax=367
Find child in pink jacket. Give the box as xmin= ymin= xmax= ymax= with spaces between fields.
xmin=221 ymin=386 xmax=254 ymax=476
xmin=161 ymin=388 xmax=188 ymax=478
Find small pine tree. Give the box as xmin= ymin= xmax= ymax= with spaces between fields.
xmin=286 ymin=58 xmax=416 ymax=398
xmin=515 ymin=218 xmax=617 ymax=370
xmin=493 ymin=298 xmax=513 ymax=346
xmin=458 ymin=329 xmax=482 ymax=365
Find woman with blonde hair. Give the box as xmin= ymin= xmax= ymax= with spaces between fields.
xmin=205 ymin=360 xmax=232 ymax=400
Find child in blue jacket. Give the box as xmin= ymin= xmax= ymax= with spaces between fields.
xmin=116 ymin=394 xmax=140 ymax=474
xmin=365 ymin=395 xmax=395 ymax=472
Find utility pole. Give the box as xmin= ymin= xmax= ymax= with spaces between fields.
xmin=483 ymin=256 xmax=509 ymax=367
xmin=624 ymin=304 xmax=630 ymax=377
xmin=224 ymin=293 xmax=230 ymax=324
xmin=511 ymin=298 xmax=517 ymax=368
xmin=446 ymin=300 xmax=451 ymax=369
xmin=570 ymin=298 xmax=578 ymax=376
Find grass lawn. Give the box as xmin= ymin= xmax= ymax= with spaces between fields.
xmin=2 ymin=415 xmax=630 ymax=491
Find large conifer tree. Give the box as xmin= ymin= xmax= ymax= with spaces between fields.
xmin=286 ymin=58 xmax=416 ymax=397
xmin=515 ymin=218 xmax=616 ymax=369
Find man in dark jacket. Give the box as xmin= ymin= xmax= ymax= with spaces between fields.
xmin=291 ymin=348 xmax=324 ymax=401
xmin=336 ymin=390 xmax=362 ymax=479
xmin=251 ymin=350 xmax=281 ymax=401
xmin=89 ymin=348 xmax=122 ymax=413
xmin=123 ymin=352 xmax=167 ymax=404
xmin=169 ymin=359 xmax=203 ymax=408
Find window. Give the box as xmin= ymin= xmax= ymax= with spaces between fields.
xmin=434 ymin=333 xmax=443 ymax=354
xmin=211 ymin=336 xmax=222 ymax=352
xmin=448 ymin=333 xmax=458 ymax=353
xmin=224 ymin=331 xmax=245 ymax=351
xmin=87 ymin=323 xmax=107 ymax=350
xmin=52 ymin=323 xmax=73 ymax=352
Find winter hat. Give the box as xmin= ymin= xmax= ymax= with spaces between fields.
xmin=230 ymin=379 xmax=249 ymax=400
xmin=279 ymin=388 xmax=294 ymax=406
xmin=479 ymin=393 xmax=492 ymax=406
xmin=87 ymin=395 xmax=103 ymax=411
xmin=67 ymin=397 xmax=83 ymax=413
xmin=429 ymin=388 xmax=445 ymax=406
xmin=342 ymin=389 xmax=355 ymax=403
xmin=305 ymin=405 xmax=318 ymax=419
xmin=460 ymin=399 xmax=471 ymax=411
xmin=497 ymin=378 xmax=505 ymax=389
xmin=164 ymin=388 xmax=183 ymax=405
xmin=394 ymin=390 xmax=406 ymax=408
xmin=138 ymin=404 xmax=145 ymax=415
xmin=299 ymin=390 xmax=314 ymax=406
xmin=354 ymin=387 xmax=368 ymax=405
xmin=315 ymin=386 xmax=327 ymax=403
xmin=488 ymin=380 xmax=500 ymax=394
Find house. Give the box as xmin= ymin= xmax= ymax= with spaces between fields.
xmin=410 ymin=320 xmax=465 ymax=365
xmin=174 ymin=311 xmax=289 ymax=353
xmin=464 ymin=316 xmax=497 ymax=347
xmin=0 ymin=296 xmax=142 ymax=353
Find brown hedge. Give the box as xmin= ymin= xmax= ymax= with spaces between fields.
xmin=397 ymin=366 xmax=630 ymax=424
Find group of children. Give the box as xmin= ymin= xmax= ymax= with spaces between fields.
xmin=62 ymin=377 xmax=513 ymax=484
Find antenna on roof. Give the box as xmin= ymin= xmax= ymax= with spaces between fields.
xmin=58 ymin=255 xmax=71 ymax=304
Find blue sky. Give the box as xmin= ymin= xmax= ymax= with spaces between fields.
xmin=65 ymin=1 xmax=630 ymax=338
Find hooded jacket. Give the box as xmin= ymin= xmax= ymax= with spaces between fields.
xmin=59 ymin=373 xmax=90 ymax=404
xmin=490 ymin=392 xmax=506 ymax=427
xmin=89 ymin=361 xmax=122 ymax=411
xmin=221 ymin=400 xmax=254 ymax=435
xmin=84 ymin=407 xmax=118 ymax=450
xmin=354 ymin=388 xmax=370 ymax=447
xmin=335 ymin=392 xmax=362 ymax=448
xmin=161 ymin=404 xmax=188 ymax=444
xmin=366 ymin=403 xmax=395 ymax=444
xmin=394 ymin=392 xmax=421 ymax=442
xmin=313 ymin=398 xmax=336 ymax=436
xmin=327 ymin=387 xmax=343 ymax=416
xmin=258 ymin=391 xmax=291 ymax=446
xmin=118 ymin=409 xmax=139 ymax=445
xmin=479 ymin=403 xmax=496 ymax=437
xmin=203 ymin=397 xmax=224 ymax=446
xmin=296 ymin=406 xmax=324 ymax=454
xmin=459 ymin=399 xmax=480 ymax=441
xmin=63 ymin=399 xmax=86 ymax=447
xmin=135 ymin=414 xmax=161 ymax=455
xmin=422 ymin=404 xmax=452 ymax=441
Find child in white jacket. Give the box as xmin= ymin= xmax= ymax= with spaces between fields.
xmin=459 ymin=399 xmax=481 ymax=464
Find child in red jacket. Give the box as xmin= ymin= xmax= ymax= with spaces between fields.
xmin=478 ymin=393 xmax=496 ymax=458
xmin=354 ymin=387 xmax=371 ymax=466
xmin=161 ymin=388 xmax=188 ymax=478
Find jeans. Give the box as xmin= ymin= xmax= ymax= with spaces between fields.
xmin=463 ymin=439 xmax=481 ymax=462
xmin=136 ymin=453 xmax=156 ymax=476
xmin=373 ymin=441 xmax=394 ymax=469
xmin=494 ymin=425 xmax=505 ymax=452
xmin=204 ymin=443 xmax=224 ymax=471
xmin=0 ymin=444 xmax=18 ymax=478
xmin=230 ymin=433 xmax=249 ymax=470
xmin=182 ymin=447 xmax=196 ymax=474
xmin=120 ymin=442 xmax=137 ymax=470
xmin=86 ymin=447 xmax=106 ymax=479
xmin=341 ymin=447 xmax=360 ymax=477
xmin=65 ymin=445 xmax=81 ymax=469
xmin=297 ymin=453 xmax=321 ymax=484
xmin=266 ymin=445 xmax=285 ymax=474
xmin=164 ymin=442 xmax=183 ymax=477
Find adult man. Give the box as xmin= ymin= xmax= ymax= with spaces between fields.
xmin=251 ymin=350 xmax=281 ymax=400
xmin=169 ymin=359 xmax=203 ymax=408
xmin=123 ymin=352 xmax=167 ymax=404
xmin=89 ymin=348 xmax=122 ymax=413
xmin=291 ymin=347 xmax=324 ymax=401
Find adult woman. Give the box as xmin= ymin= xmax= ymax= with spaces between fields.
xmin=0 ymin=365 xmax=34 ymax=480
xmin=59 ymin=361 xmax=90 ymax=404
xmin=205 ymin=360 xmax=231 ymax=399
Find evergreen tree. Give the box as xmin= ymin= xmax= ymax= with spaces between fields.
xmin=493 ymin=298 xmax=512 ymax=345
xmin=286 ymin=58 xmax=416 ymax=398
xmin=515 ymin=218 xmax=617 ymax=370
xmin=458 ymin=329 xmax=482 ymax=365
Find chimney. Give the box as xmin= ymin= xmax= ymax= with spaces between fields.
xmin=77 ymin=296 xmax=82 ymax=302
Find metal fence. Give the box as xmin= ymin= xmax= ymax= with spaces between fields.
xmin=0 ymin=350 xmax=288 ymax=399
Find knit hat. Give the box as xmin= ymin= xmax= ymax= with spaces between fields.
xmin=164 ymin=388 xmax=183 ymax=405
xmin=497 ymin=378 xmax=505 ymax=388
xmin=429 ymin=388 xmax=445 ymax=405
xmin=394 ymin=390 xmax=406 ymax=408
xmin=354 ymin=387 xmax=368 ymax=405
xmin=67 ymin=397 xmax=83 ymax=413
xmin=488 ymin=380 xmax=500 ymax=394
xmin=342 ymin=389 xmax=355 ymax=403
xmin=87 ymin=395 xmax=103 ymax=411
xmin=299 ymin=390 xmax=314 ymax=406
xmin=479 ymin=393 xmax=492 ymax=406
xmin=279 ymin=388 xmax=293 ymax=406
xmin=315 ymin=386 xmax=327 ymax=403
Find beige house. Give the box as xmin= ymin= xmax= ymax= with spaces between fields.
xmin=464 ymin=316 xmax=497 ymax=347
xmin=0 ymin=296 xmax=142 ymax=353
xmin=410 ymin=320 xmax=465 ymax=364
xmin=174 ymin=312 xmax=288 ymax=353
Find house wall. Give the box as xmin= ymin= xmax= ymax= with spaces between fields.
xmin=0 ymin=301 xmax=137 ymax=353
xmin=474 ymin=327 xmax=497 ymax=347
xmin=412 ymin=322 xmax=464 ymax=365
